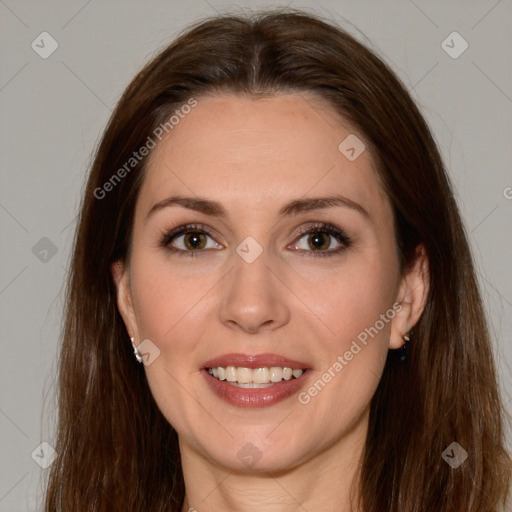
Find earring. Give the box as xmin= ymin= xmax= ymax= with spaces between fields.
xmin=396 ymin=330 xmax=412 ymax=364
xmin=130 ymin=337 xmax=143 ymax=363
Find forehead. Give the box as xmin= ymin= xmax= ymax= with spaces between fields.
xmin=138 ymin=92 xmax=391 ymax=221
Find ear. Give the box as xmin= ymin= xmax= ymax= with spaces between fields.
xmin=111 ymin=259 xmax=139 ymax=340
xmin=389 ymin=244 xmax=430 ymax=349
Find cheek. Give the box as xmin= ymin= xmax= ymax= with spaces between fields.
xmin=290 ymin=249 xmax=398 ymax=349
xmin=129 ymin=253 xmax=215 ymax=344
xmin=291 ymin=252 xmax=397 ymax=415
xmin=128 ymin=256 xmax=216 ymax=432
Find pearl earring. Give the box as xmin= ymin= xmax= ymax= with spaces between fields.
xmin=130 ymin=337 xmax=143 ymax=363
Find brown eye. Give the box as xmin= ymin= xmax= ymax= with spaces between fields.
xmin=290 ymin=223 xmax=352 ymax=257
xmin=307 ymin=232 xmax=331 ymax=250
xmin=161 ymin=224 xmax=223 ymax=255
xmin=184 ymin=232 xmax=207 ymax=250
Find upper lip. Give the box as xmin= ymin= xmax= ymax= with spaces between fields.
xmin=202 ymin=353 xmax=310 ymax=370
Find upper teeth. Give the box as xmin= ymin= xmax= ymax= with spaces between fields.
xmin=208 ymin=366 xmax=304 ymax=385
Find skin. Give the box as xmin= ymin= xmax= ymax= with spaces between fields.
xmin=112 ymin=92 xmax=429 ymax=512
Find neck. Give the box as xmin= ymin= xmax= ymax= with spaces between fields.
xmin=180 ymin=408 xmax=368 ymax=512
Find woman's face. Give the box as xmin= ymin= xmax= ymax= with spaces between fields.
xmin=114 ymin=92 xmax=426 ymax=473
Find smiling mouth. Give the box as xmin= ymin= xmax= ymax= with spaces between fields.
xmin=206 ymin=366 xmax=306 ymax=388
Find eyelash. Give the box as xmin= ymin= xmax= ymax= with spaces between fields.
xmin=159 ymin=222 xmax=352 ymax=258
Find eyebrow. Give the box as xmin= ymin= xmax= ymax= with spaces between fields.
xmin=145 ymin=194 xmax=370 ymax=223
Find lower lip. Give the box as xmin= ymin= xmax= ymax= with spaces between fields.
xmin=202 ymin=369 xmax=309 ymax=408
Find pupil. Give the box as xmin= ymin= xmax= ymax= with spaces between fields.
xmin=185 ymin=232 xmax=205 ymax=249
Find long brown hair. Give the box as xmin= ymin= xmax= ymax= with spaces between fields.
xmin=44 ymin=8 xmax=511 ymax=511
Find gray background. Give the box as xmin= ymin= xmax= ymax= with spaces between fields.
xmin=0 ymin=0 xmax=511 ymax=510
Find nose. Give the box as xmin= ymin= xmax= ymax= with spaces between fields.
xmin=218 ymin=249 xmax=291 ymax=334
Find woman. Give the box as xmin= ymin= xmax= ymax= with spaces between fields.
xmin=44 ymin=9 xmax=511 ymax=512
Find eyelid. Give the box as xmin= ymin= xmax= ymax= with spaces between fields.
xmin=160 ymin=223 xmax=219 ymax=246
xmin=159 ymin=223 xmax=224 ymax=257
xmin=288 ymin=222 xmax=352 ymax=256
